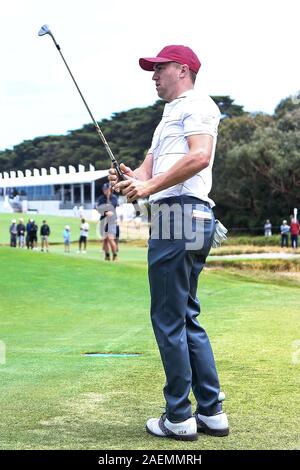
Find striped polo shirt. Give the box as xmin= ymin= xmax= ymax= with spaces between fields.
xmin=149 ymin=89 xmax=221 ymax=206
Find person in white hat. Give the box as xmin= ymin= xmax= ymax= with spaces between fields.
xmin=63 ymin=225 xmax=71 ymax=252
xmin=280 ymin=219 xmax=290 ymax=248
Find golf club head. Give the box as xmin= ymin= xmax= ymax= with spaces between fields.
xmin=38 ymin=24 xmax=51 ymax=37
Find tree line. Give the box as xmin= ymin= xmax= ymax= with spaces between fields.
xmin=0 ymin=94 xmax=299 ymax=229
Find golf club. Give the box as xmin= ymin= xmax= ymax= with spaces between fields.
xmin=38 ymin=24 xmax=140 ymax=213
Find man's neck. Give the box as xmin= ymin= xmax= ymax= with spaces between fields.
xmin=168 ymin=85 xmax=194 ymax=103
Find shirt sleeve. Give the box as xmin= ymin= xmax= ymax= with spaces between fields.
xmin=182 ymin=101 xmax=221 ymax=138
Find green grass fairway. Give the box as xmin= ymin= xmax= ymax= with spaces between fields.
xmin=0 ymin=246 xmax=300 ymax=450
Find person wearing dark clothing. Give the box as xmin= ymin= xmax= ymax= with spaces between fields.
xmin=40 ymin=220 xmax=50 ymax=252
xmin=28 ymin=220 xmax=38 ymax=250
xmin=280 ymin=220 xmax=290 ymax=248
xmin=26 ymin=219 xmax=33 ymax=249
xmin=16 ymin=218 xmax=26 ymax=248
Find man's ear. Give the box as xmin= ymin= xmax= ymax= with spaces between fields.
xmin=179 ymin=64 xmax=189 ymax=78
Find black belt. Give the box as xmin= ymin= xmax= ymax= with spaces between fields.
xmin=153 ymin=196 xmax=211 ymax=208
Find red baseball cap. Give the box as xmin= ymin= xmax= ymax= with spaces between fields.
xmin=139 ymin=45 xmax=201 ymax=74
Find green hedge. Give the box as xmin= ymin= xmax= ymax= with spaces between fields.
xmin=208 ymin=258 xmax=300 ymax=272
xmin=225 ymin=234 xmax=282 ymax=246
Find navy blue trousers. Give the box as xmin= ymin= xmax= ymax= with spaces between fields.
xmin=148 ymin=197 xmax=220 ymax=422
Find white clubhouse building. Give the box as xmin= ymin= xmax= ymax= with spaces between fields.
xmin=0 ymin=164 xmax=109 ymax=218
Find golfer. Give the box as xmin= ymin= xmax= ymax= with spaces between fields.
xmin=110 ymin=45 xmax=229 ymax=440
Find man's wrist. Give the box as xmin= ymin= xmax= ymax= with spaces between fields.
xmin=144 ymin=176 xmax=160 ymax=197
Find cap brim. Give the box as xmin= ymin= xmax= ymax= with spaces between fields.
xmin=139 ymin=56 xmax=172 ymax=71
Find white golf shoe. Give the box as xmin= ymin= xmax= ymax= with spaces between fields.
xmin=146 ymin=414 xmax=198 ymax=441
xmin=195 ymin=410 xmax=229 ymax=436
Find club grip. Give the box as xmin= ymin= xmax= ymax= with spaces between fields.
xmin=113 ymin=161 xmax=126 ymax=181
xmin=113 ymin=161 xmax=140 ymax=216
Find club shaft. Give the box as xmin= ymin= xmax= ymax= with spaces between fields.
xmin=46 ymin=31 xmax=140 ymax=212
xmin=58 ymin=51 xmax=116 ymax=160
xmin=50 ymin=35 xmax=125 ymax=181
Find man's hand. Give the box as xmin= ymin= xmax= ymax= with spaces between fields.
xmin=108 ymin=163 xmax=134 ymax=189
xmin=114 ymin=178 xmax=150 ymax=202
xmin=105 ymin=211 xmax=114 ymax=218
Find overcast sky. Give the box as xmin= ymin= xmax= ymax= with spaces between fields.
xmin=0 ymin=0 xmax=299 ymax=151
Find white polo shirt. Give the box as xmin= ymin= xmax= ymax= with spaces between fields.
xmin=80 ymin=222 xmax=89 ymax=238
xmin=149 ymin=89 xmax=221 ymax=206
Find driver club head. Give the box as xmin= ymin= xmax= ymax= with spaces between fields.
xmin=38 ymin=24 xmax=51 ymax=37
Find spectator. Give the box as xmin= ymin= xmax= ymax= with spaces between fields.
xmin=290 ymin=218 xmax=300 ymax=249
xmin=28 ymin=220 xmax=38 ymax=250
xmin=78 ymin=218 xmax=89 ymax=253
xmin=63 ymin=225 xmax=71 ymax=252
xmin=26 ymin=219 xmax=33 ymax=249
xmin=264 ymin=219 xmax=272 ymax=237
xmin=9 ymin=219 xmax=17 ymax=247
xmin=16 ymin=218 xmax=26 ymax=248
xmin=280 ymin=220 xmax=290 ymax=248
xmin=40 ymin=220 xmax=51 ymax=252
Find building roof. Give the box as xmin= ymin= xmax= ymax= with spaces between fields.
xmin=0 ymin=164 xmax=109 ymax=188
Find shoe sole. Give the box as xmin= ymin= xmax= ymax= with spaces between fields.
xmin=197 ymin=424 xmax=229 ymax=437
xmin=146 ymin=425 xmax=198 ymax=441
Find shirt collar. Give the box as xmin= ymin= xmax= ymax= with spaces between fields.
xmin=164 ymin=88 xmax=195 ymax=110
xmin=175 ymin=88 xmax=195 ymax=100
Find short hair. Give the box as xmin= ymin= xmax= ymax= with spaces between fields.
xmin=173 ymin=62 xmax=197 ymax=84
xmin=189 ymin=70 xmax=197 ymax=84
